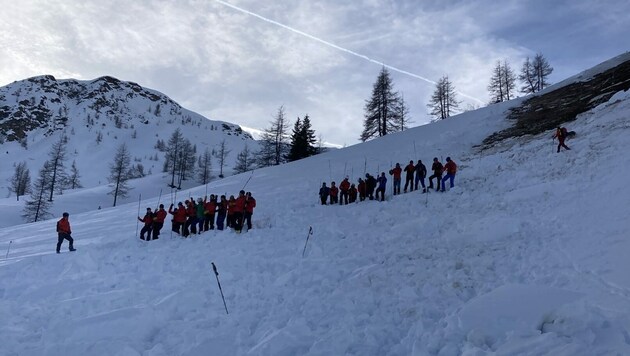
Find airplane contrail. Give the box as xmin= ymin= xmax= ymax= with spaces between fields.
xmin=213 ymin=0 xmax=484 ymax=104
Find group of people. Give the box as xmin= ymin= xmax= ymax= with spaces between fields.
xmin=319 ymin=157 xmax=458 ymax=204
xmin=138 ymin=190 xmax=257 ymax=240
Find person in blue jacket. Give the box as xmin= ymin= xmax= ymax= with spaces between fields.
xmin=376 ymin=172 xmax=387 ymax=202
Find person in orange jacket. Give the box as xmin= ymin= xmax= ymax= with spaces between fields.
xmin=233 ymin=190 xmax=247 ymax=232
xmin=138 ymin=207 xmax=154 ymax=241
xmin=169 ymin=202 xmax=187 ymax=235
xmin=56 ymin=212 xmax=76 ymax=253
xmin=389 ymin=163 xmax=402 ymax=195
xmin=553 ymin=126 xmax=571 ymax=153
xmin=329 ymin=182 xmax=339 ymax=205
xmin=339 ymin=177 xmax=351 ymax=205
xmin=403 ymin=160 xmax=415 ymax=193
xmin=441 ymin=157 xmax=457 ymax=192
xmin=151 ymin=204 xmax=167 ymax=240
xmin=204 ymin=195 xmax=217 ymax=231
xmin=244 ymin=192 xmax=256 ymax=231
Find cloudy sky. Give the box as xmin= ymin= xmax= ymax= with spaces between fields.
xmin=1 ymin=0 xmax=628 ymax=145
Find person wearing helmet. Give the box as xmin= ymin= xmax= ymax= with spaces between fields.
xmin=319 ymin=182 xmax=330 ymax=205
xmin=138 ymin=207 xmax=154 ymax=241
xmin=389 ymin=163 xmax=402 ymax=195
xmin=403 ymin=160 xmax=415 ymax=193
xmin=415 ymin=160 xmax=427 ymax=193
xmin=339 ymin=177 xmax=351 ymax=205
xmin=376 ymin=172 xmax=388 ymax=202
xmin=553 ymin=126 xmax=571 ymax=153
xmin=441 ymin=157 xmax=458 ymax=192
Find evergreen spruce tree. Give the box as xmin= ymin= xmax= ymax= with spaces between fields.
xmin=287 ymin=117 xmax=304 ymax=162
xmin=360 ymin=67 xmax=402 ymax=141
xmin=23 ymin=161 xmax=53 ymax=222
xmin=108 ymin=143 xmax=133 ymax=207
xmin=301 ymin=115 xmax=318 ymax=157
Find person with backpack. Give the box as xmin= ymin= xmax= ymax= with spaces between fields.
xmin=428 ymin=157 xmax=443 ymax=191
xmin=349 ymin=184 xmax=358 ymax=203
xmin=553 ymin=126 xmax=571 ymax=153
xmin=441 ymin=157 xmax=457 ymax=192
xmin=169 ymin=202 xmax=187 ymax=235
xmin=376 ymin=172 xmax=387 ymax=201
xmin=319 ymin=182 xmax=330 ymax=205
xmin=227 ymin=195 xmax=236 ymax=229
xmin=415 ymin=160 xmax=427 ymax=193
xmin=244 ymin=192 xmax=256 ymax=230
xmin=56 ymin=212 xmax=76 ymax=253
xmin=357 ymin=178 xmax=366 ymax=202
xmin=216 ymin=195 xmax=228 ymax=230
xmin=329 ymin=182 xmax=339 ymax=205
xmin=195 ymin=198 xmax=206 ymax=234
xmin=389 ymin=163 xmax=402 ymax=195
xmin=152 ymin=204 xmax=167 ymax=240
xmin=138 ymin=207 xmax=154 ymax=241
xmin=233 ymin=190 xmax=247 ymax=233
xmin=339 ymin=177 xmax=351 ymax=205
xmin=403 ymin=160 xmax=415 ymax=193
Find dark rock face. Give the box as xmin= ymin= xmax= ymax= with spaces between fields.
xmin=482 ymin=56 xmax=630 ymax=148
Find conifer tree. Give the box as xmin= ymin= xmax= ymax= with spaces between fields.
xmin=488 ymin=60 xmax=517 ymax=103
xmin=164 ymin=128 xmax=184 ymax=188
xmin=214 ymin=139 xmax=231 ymax=178
xmin=361 ymin=67 xmax=402 ymax=141
xmin=197 ymin=148 xmax=213 ymax=185
xmin=234 ymin=144 xmax=255 ymax=173
xmin=23 ymin=161 xmax=53 ymax=222
xmin=519 ymin=53 xmax=553 ymax=94
xmin=67 ymin=160 xmax=83 ymax=190
xmin=108 ymin=143 xmax=132 ymax=207
xmin=47 ymin=134 xmax=69 ymax=201
xmin=10 ymin=161 xmax=31 ymax=201
xmin=257 ymin=106 xmax=289 ymax=167
xmin=427 ymin=75 xmax=460 ymax=120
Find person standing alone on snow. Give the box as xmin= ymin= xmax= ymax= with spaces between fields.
xmin=553 ymin=126 xmax=571 ymax=153
xmin=56 ymin=212 xmax=76 ymax=253
xmin=441 ymin=157 xmax=457 ymax=192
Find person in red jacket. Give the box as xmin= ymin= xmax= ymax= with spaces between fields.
xmin=169 ymin=202 xmax=187 ymax=235
xmin=357 ymin=178 xmax=366 ymax=202
xmin=553 ymin=126 xmax=571 ymax=153
xmin=339 ymin=177 xmax=351 ymax=205
xmin=184 ymin=199 xmax=197 ymax=236
xmin=138 ymin=207 xmax=153 ymax=241
xmin=403 ymin=160 xmax=415 ymax=193
xmin=244 ymin=192 xmax=256 ymax=231
xmin=204 ymin=195 xmax=217 ymax=231
xmin=56 ymin=212 xmax=76 ymax=253
xmin=227 ymin=195 xmax=236 ymax=228
xmin=389 ymin=163 xmax=402 ymax=195
xmin=441 ymin=157 xmax=458 ymax=192
xmin=329 ymin=182 xmax=339 ymax=205
xmin=151 ymin=204 xmax=167 ymax=240
xmin=233 ymin=190 xmax=247 ymax=233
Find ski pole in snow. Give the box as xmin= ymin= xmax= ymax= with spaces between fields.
xmin=242 ymin=170 xmax=254 ymax=190
xmin=135 ymin=194 xmax=142 ymax=238
xmin=5 ymin=240 xmax=12 ymax=259
xmin=302 ymin=226 xmax=314 ymax=257
xmin=211 ymin=262 xmax=229 ymax=314
xmin=157 ymin=188 xmax=163 ymax=208
xmin=363 ymin=157 xmax=367 ymax=174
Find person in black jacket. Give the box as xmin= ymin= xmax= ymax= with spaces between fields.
xmin=365 ymin=173 xmax=377 ymax=200
xmin=319 ymin=182 xmax=330 ymax=205
xmin=415 ymin=159 xmax=427 ymax=193
xmin=428 ymin=157 xmax=443 ymax=191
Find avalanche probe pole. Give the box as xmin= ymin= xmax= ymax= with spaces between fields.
xmin=157 ymin=188 xmax=163 ymax=208
xmin=5 ymin=240 xmax=12 ymax=259
xmin=211 ymin=262 xmax=229 ymax=314
xmin=135 ymin=193 xmax=142 ymax=238
xmin=302 ymin=226 xmax=313 ymax=258
xmin=242 ymin=170 xmax=254 ymax=191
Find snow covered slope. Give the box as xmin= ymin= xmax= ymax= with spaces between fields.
xmin=1 ymin=60 xmax=630 ymax=355
xmin=0 ymin=75 xmax=256 ymax=226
